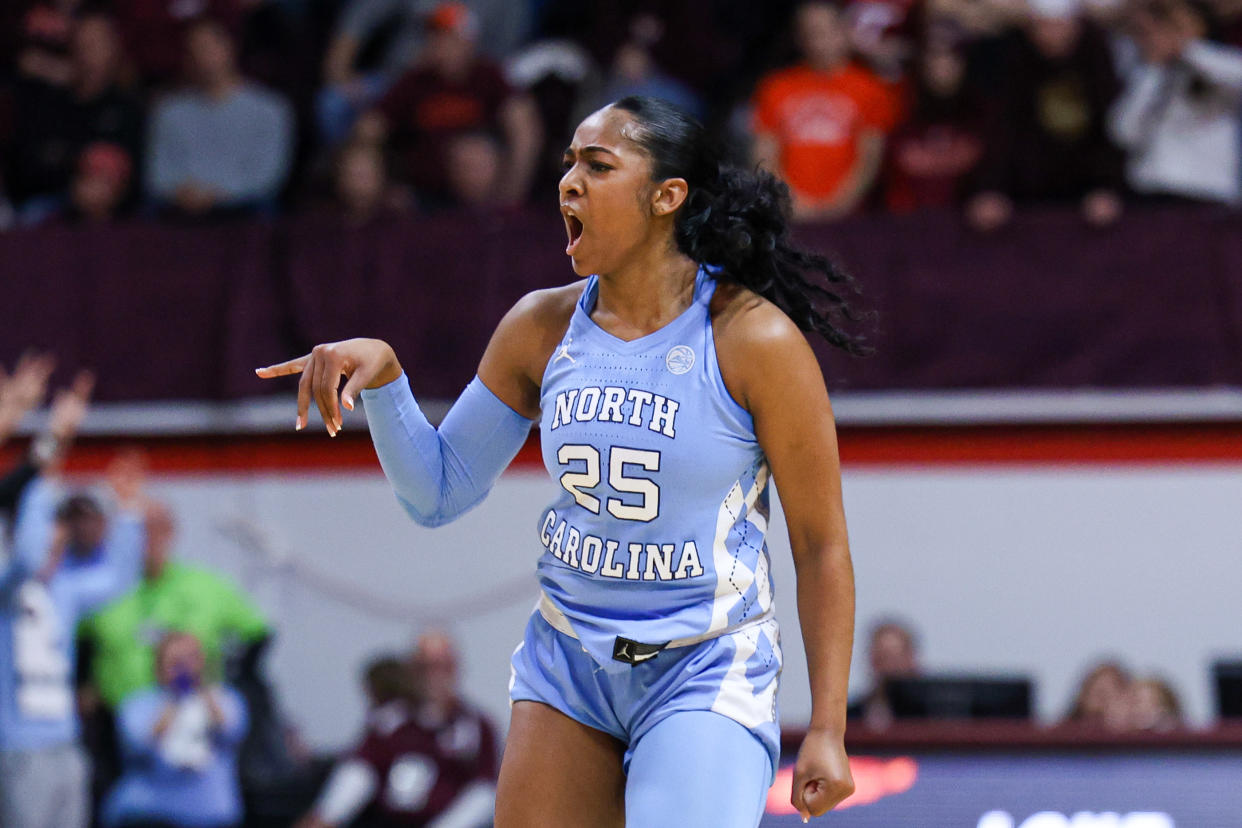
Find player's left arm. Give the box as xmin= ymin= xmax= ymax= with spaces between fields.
xmin=717 ymin=295 xmax=855 ymax=821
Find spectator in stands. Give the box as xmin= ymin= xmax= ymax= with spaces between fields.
xmin=293 ymin=655 xmax=418 ymax=828
xmin=330 ymin=140 xmax=410 ymax=224
xmin=503 ymin=8 xmax=602 ymax=200
xmin=751 ymin=1 xmax=901 ymax=221
xmin=884 ymin=21 xmax=986 ymax=211
xmin=295 ymin=633 xmax=497 ymax=828
xmin=354 ymin=2 xmax=542 ymax=207
xmin=966 ymin=0 xmax=1125 ymax=231
xmin=444 ymin=130 xmax=505 ymax=210
xmin=318 ymin=0 xmax=530 ymax=144
xmin=112 ymin=0 xmax=244 ymax=86
xmin=1129 ymin=676 xmax=1184 ymax=731
xmin=22 ymin=141 xmax=135 ymax=227
xmin=10 ymin=12 xmax=143 ymax=208
xmin=1065 ymin=659 xmax=1133 ymax=730
xmin=402 ymin=630 xmax=498 ymax=825
xmin=1109 ymin=0 xmax=1242 ymax=205
xmin=927 ymin=0 xmax=1025 ymax=38
xmin=78 ymin=499 xmax=270 ymax=794
xmin=598 ymin=14 xmax=705 ymax=121
xmin=847 ymin=618 xmax=922 ymax=729
xmin=145 ymin=16 xmax=294 ymax=218
xmin=102 ymin=631 xmax=248 ymax=828
xmin=845 ymin=0 xmax=920 ymax=80
xmin=11 ymin=0 xmax=83 ymax=89
xmin=1 ymin=424 xmax=147 ymax=828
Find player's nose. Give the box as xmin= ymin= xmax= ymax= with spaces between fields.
xmin=559 ymin=167 xmax=583 ymax=200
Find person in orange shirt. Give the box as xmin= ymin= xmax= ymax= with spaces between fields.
xmin=752 ymin=1 xmax=901 ymax=220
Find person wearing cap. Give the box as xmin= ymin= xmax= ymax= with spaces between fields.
xmin=353 ymin=1 xmax=542 ymax=207
xmin=21 ymin=141 xmax=135 ymax=227
xmin=318 ymin=0 xmax=529 ymax=144
xmin=70 ymin=142 xmax=133 ymax=221
xmin=1 ymin=438 xmax=147 ymax=828
xmin=965 ymin=0 xmax=1126 ymax=230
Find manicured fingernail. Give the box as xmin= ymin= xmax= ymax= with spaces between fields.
xmin=342 ymin=394 xmax=353 ymax=410
xmin=295 ymin=417 xmax=303 ymax=431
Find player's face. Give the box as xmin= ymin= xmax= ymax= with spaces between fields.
xmin=559 ymin=106 xmax=662 ymax=278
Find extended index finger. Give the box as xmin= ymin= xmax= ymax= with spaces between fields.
xmin=256 ymin=354 xmax=310 ymax=378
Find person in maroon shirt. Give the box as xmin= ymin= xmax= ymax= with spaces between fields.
xmin=354 ymin=1 xmax=541 ymax=206
xmin=883 ymin=22 xmax=984 ymax=212
xmin=297 ymin=634 xmax=498 ymax=828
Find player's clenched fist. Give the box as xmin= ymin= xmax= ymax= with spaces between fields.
xmin=256 ymin=338 xmax=403 ymax=436
xmin=791 ymin=727 xmax=854 ymax=822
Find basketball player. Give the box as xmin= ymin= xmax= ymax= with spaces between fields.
xmin=259 ymin=96 xmax=859 ymax=826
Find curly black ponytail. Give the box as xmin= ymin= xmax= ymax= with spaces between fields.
xmin=612 ymin=95 xmax=868 ymax=355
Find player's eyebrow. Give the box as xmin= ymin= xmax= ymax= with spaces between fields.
xmin=562 ymin=145 xmax=620 ymax=159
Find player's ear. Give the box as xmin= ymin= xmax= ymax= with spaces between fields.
xmin=652 ymin=177 xmax=688 ymax=216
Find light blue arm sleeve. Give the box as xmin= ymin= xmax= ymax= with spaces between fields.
xmin=359 ymin=374 xmax=535 ymax=528
xmin=2 ymin=477 xmax=57 ymax=599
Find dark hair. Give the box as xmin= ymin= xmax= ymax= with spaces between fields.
xmin=364 ymin=656 xmax=415 ymax=705
xmin=611 ymin=96 xmax=867 ymax=354
xmin=56 ymin=493 xmax=103 ymax=522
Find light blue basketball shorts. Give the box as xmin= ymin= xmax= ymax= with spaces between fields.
xmin=508 ymin=608 xmax=783 ymax=781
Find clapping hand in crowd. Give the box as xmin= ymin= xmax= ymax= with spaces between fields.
xmin=0 ymin=351 xmax=56 ymax=444
xmin=32 ymin=369 xmax=96 ymax=471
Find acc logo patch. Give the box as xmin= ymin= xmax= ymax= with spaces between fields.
xmin=665 ymin=345 xmax=695 ymax=375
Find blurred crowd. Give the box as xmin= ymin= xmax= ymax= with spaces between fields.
xmin=1 ymin=0 xmax=1241 ymax=230
xmin=0 ymin=353 xmax=500 ymax=828
xmin=848 ymin=619 xmax=1187 ymax=733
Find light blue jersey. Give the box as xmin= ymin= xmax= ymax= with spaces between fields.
xmin=536 ymin=266 xmax=774 ymax=672
xmin=360 ymin=265 xmax=783 ymax=824
xmin=0 ymin=479 xmax=144 ymax=752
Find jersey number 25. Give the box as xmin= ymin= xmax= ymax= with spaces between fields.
xmin=557 ymin=444 xmax=660 ymax=522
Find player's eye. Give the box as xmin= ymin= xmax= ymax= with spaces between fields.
xmin=590 ymin=163 xmax=612 ymax=173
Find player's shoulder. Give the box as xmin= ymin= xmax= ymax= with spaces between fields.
xmin=710 ymin=281 xmax=817 ymax=411
xmin=499 ymin=281 xmax=587 ymax=341
xmin=710 ymin=280 xmax=807 ymax=352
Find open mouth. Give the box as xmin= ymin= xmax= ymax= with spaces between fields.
xmin=564 ymin=213 xmax=584 ymax=256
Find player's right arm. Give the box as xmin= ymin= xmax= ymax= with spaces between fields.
xmin=256 ymin=286 xmax=578 ymax=527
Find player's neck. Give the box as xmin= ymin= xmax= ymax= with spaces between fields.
xmin=595 ymin=247 xmax=699 ymax=338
